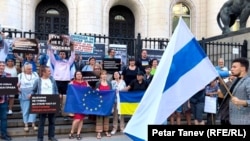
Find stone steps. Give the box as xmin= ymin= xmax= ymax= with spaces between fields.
xmin=6 ymin=97 xmax=220 ymax=138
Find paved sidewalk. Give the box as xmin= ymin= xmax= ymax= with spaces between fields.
xmin=10 ymin=132 xmax=132 ymax=141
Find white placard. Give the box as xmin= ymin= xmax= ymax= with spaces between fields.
xmin=204 ymin=96 xmax=217 ymax=114
xmin=232 ymin=47 xmax=239 ymax=54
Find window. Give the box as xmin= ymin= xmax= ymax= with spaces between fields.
xmin=46 ymin=9 xmax=59 ymax=15
xmin=114 ymin=15 xmax=125 ymax=21
xmin=172 ymin=3 xmax=190 ymax=33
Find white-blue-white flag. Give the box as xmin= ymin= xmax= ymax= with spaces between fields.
xmin=124 ymin=17 xmax=219 ymax=141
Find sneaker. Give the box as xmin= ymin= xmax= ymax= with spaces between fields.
xmin=7 ymin=110 xmax=13 ymax=115
xmin=24 ymin=126 xmax=29 ymax=132
xmin=111 ymin=129 xmax=117 ymax=135
xmin=48 ymin=137 xmax=58 ymax=141
xmin=33 ymin=126 xmax=38 ymax=131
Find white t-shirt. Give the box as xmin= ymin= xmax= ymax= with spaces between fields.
xmin=18 ymin=72 xmax=39 ymax=89
xmin=4 ymin=66 xmax=17 ymax=77
xmin=41 ymin=78 xmax=53 ymax=94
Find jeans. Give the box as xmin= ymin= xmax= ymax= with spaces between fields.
xmin=0 ymin=102 xmax=8 ymax=136
xmin=37 ymin=113 xmax=56 ymax=139
xmin=20 ymin=100 xmax=37 ymax=123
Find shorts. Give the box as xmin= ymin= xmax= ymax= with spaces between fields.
xmin=191 ymin=102 xmax=204 ymax=122
xmin=56 ymin=81 xmax=69 ymax=94
xmin=74 ymin=114 xmax=85 ymax=120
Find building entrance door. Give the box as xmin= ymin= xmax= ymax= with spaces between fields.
xmin=35 ymin=0 xmax=69 ymax=40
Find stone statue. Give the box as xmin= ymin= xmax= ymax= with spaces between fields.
xmin=217 ymin=0 xmax=250 ymax=34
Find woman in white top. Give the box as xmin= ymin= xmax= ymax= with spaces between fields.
xmin=111 ymin=71 xmax=126 ymax=135
xmin=4 ymin=57 xmax=18 ymax=115
xmin=17 ymin=63 xmax=39 ymax=132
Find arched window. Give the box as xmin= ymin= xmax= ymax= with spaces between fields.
xmin=172 ymin=3 xmax=190 ymax=33
xmin=114 ymin=15 xmax=125 ymax=21
xmin=46 ymin=9 xmax=60 ymax=15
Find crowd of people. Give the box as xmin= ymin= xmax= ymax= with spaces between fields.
xmin=0 ymin=31 xmax=250 ymax=141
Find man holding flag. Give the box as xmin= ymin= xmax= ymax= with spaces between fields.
xmin=124 ymin=17 xmax=219 ymax=141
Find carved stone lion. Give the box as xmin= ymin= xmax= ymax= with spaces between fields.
xmin=217 ymin=0 xmax=250 ymax=34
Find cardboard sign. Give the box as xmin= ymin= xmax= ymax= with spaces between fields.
xmin=0 ymin=77 xmax=18 ymax=95
xmin=30 ymin=94 xmax=60 ymax=114
xmin=103 ymin=58 xmax=121 ymax=74
xmin=12 ymin=38 xmax=39 ymax=54
xmin=48 ymin=34 xmax=71 ymax=51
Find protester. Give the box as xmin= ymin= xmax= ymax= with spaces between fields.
xmin=149 ymin=58 xmax=158 ymax=76
xmin=47 ymin=42 xmax=75 ymax=121
xmin=105 ymin=48 xmax=116 ymax=59
xmin=68 ymin=71 xmax=89 ymax=140
xmin=32 ymin=66 xmax=59 ymax=141
xmin=190 ymin=88 xmax=205 ymax=125
xmin=0 ymin=61 xmax=12 ymax=141
xmin=4 ymin=56 xmax=18 ymax=115
xmin=0 ymin=33 xmax=9 ymax=62
xmin=219 ymin=57 xmax=250 ymax=125
xmin=14 ymin=53 xmax=39 ymax=72
xmin=74 ymin=53 xmax=84 ymax=71
xmin=169 ymin=107 xmax=182 ymax=125
xmin=136 ymin=49 xmax=151 ymax=74
xmin=143 ymin=65 xmax=153 ymax=85
xmin=17 ymin=62 xmax=39 ymax=132
xmin=95 ymin=70 xmax=112 ymax=139
xmin=81 ymin=57 xmax=96 ymax=71
xmin=123 ymin=71 xmax=148 ymax=91
xmin=111 ymin=71 xmax=126 ymax=135
xmin=121 ymin=57 xmax=140 ymax=86
xmin=205 ymin=79 xmax=221 ymax=125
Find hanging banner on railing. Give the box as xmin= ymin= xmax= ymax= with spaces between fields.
xmin=70 ymin=34 xmax=95 ymax=53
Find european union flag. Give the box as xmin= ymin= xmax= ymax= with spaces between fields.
xmin=64 ymin=85 xmax=116 ymax=116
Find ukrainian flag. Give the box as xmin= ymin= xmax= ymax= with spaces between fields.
xmin=118 ymin=91 xmax=145 ymax=115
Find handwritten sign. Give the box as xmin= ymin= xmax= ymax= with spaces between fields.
xmin=30 ymin=95 xmax=60 ymax=114
xmin=0 ymin=77 xmax=18 ymax=95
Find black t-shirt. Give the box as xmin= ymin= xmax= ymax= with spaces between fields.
xmin=128 ymin=79 xmax=148 ymax=91
xmin=136 ymin=57 xmax=150 ymax=73
xmin=220 ymin=77 xmax=242 ymax=121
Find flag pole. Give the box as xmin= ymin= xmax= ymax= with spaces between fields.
xmin=218 ymin=76 xmax=233 ymax=97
